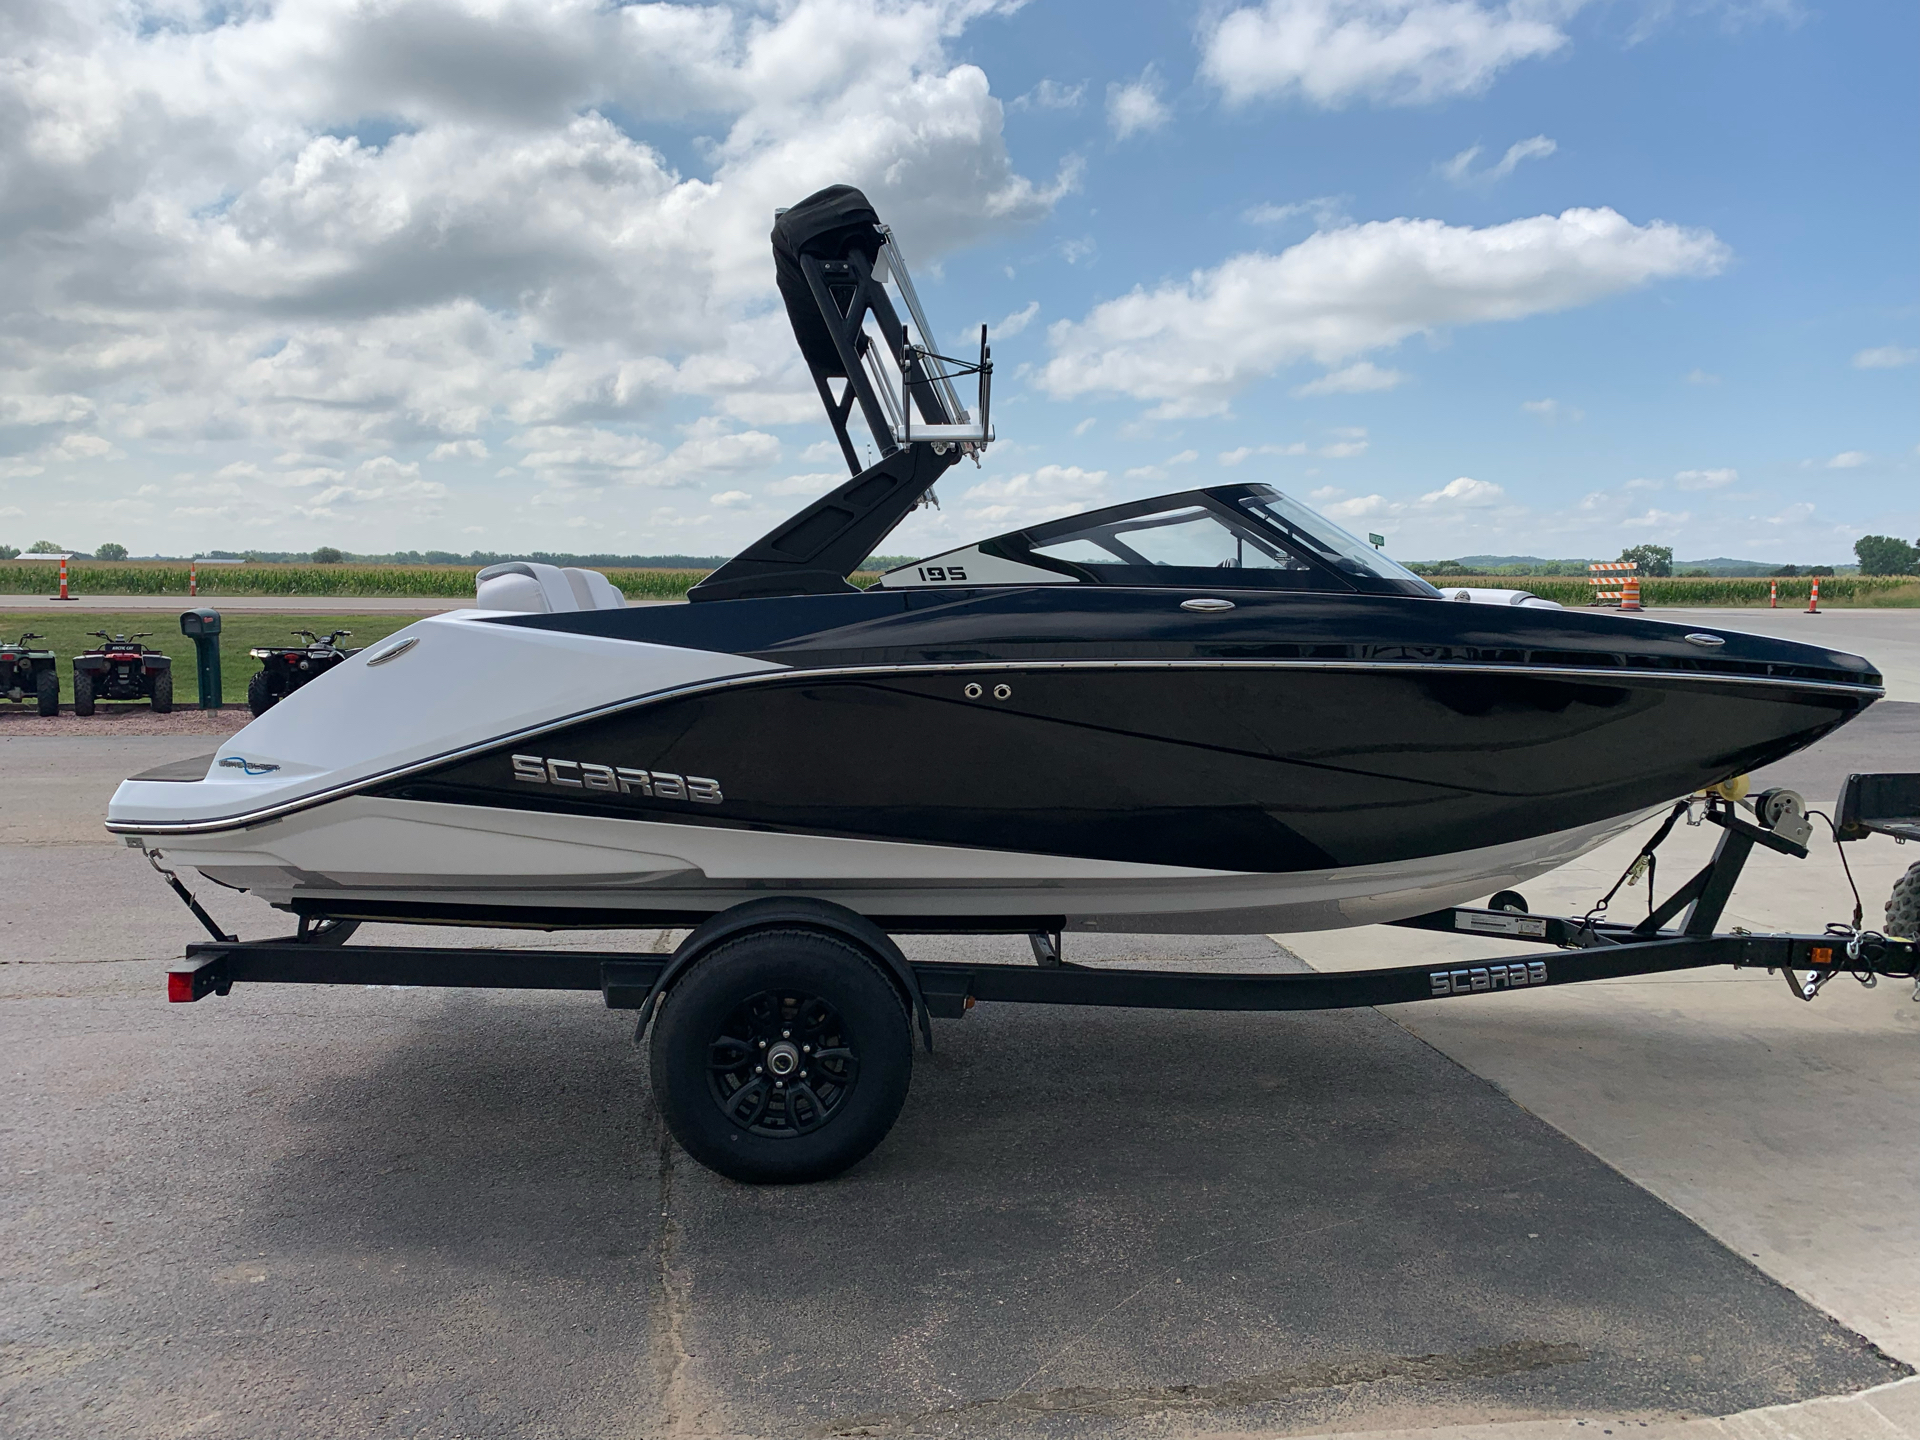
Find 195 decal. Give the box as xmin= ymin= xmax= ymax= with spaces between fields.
xmin=511 ymin=754 xmax=722 ymax=804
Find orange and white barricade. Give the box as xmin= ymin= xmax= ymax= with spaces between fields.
xmin=1587 ymin=560 xmax=1639 ymax=608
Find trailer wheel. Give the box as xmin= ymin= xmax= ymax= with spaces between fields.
xmin=35 ymin=666 xmax=58 ymax=716
xmin=247 ymin=669 xmax=275 ymax=716
xmin=650 ymin=928 xmax=911 ymax=1184
xmin=1888 ymin=861 xmax=1920 ymax=939
xmin=150 ymin=669 xmax=173 ymax=713
xmin=72 ymin=669 xmax=95 ymax=717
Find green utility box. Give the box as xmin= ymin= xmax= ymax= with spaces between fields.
xmin=180 ymin=608 xmax=222 ymax=711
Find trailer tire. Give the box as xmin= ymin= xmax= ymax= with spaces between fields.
xmin=247 ymin=669 xmax=275 ymax=716
xmin=150 ymin=669 xmax=173 ymax=713
xmin=72 ymin=669 xmax=95 ymax=717
xmin=1887 ymin=861 xmax=1920 ymax=939
xmin=650 ymin=928 xmax=911 ymax=1184
xmin=35 ymin=666 xmax=58 ymax=716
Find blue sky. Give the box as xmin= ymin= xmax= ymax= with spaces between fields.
xmin=2 ymin=0 xmax=1913 ymax=564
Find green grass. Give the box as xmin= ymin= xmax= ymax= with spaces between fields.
xmin=1 ymin=612 xmax=422 ymax=705
xmin=1430 ymin=575 xmax=1920 ymax=607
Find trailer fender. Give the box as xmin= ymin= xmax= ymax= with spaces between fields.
xmin=632 ymin=896 xmax=934 ymax=1053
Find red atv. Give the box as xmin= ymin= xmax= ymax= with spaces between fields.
xmin=73 ymin=632 xmax=173 ymax=715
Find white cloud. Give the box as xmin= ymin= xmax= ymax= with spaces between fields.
xmin=767 ymin=471 xmax=845 ymax=496
xmin=1520 ymin=396 xmax=1581 ymax=421
xmin=0 ymin=0 xmax=1065 ymax=546
xmin=1325 ymin=493 xmax=1398 ymax=520
xmin=1011 ymin=79 xmax=1086 ymax=111
xmin=958 ymin=464 xmax=1110 ymax=526
xmin=1294 ymin=360 xmax=1406 ymax=395
xmin=0 ymin=396 xmax=95 ymax=426
xmin=1220 ymin=442 xmax=1310 ymax=465
xmin=1042 ymin=208 xmax=1728 ymax=416
xmin=709 ymin=489 xmax=752 ymax=507
xmin=1107 ymin=68 xmax=1171 ymax=138
xmin=1622 ymin=508 xmax=1690 ymax=530
xmin=1825 ymin=451 xmax=1870 ymax=469
xmin=1244 ymin=196 xmax=1352 ymax=229
xmin=1202 ymin=0 xmax=1579 ymax=108
xmin=1440 ymin=134 xmax=1556 ymax=185
xmin=1852 ymin=346 xmax=1918 ymax=369
xmin=962 ymin=300 xmax=1039 ymax=348
xmin=1121 ymin=448 xmax=1202 ymax=483
xmin=1420 ymin=476 xmax=1504 ymax=506
xmin=1674 ymin=467 xmax=1736 ymax=490
xmin=1685 ymin=368 xmax=1720 ymax=384
xmin=429 ymin=439 xmax=490 ymax=461
xmin=509 ymin=421 xmax=777 ymax=488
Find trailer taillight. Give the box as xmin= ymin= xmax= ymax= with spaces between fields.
xmin=168 ymin=971 xmax=199 ymax=1002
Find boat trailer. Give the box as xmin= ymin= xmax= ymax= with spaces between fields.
xmin=164 ymin=779 xmax=1920 ymax=1017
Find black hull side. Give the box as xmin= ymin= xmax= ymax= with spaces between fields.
xmin=374 ymin=664 xmax=1870 ymax=874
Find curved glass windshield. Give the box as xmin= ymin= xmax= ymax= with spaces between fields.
xmin=1031 ymin=506 xmax=1311 ymax=572
xmin=1239 ymin=492 xmax=1441 ymax=595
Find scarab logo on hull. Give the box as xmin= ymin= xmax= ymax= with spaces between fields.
xmin=511 ymin=754 xmax=722 ymax=804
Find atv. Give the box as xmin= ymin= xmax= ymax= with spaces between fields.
xmin=73 ymin=632 xmax=173 ymax=715
xmin=1 ymin=633 xmax=60 ymax=716
xmin=247 ymin=629 xmax=356 ymax=715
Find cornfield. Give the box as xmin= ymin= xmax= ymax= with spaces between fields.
xmin=0 ymin=562 xmax=717 ymax=600
xmin=1429 ymin=575 xmax=1920 ymax=607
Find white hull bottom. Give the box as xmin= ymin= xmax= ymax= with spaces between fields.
xmin=136 ymin=796 xmax=1663 ymax=935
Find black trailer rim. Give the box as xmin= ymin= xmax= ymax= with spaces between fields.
xmin=706 ymin=989 xmax=859 ymax=1138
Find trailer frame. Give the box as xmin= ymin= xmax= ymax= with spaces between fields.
xmin=165 ymin=800 xmax=1918 ymax=1018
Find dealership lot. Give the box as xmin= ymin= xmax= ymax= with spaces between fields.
xmin=2 ymin=612 xmax=1916 ymax=1439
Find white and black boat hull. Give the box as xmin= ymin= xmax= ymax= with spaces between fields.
xmin=125 ymin=789 xmax=1660 ymax=935
xmin=108 ymin=601 xmax=1880 ymax=936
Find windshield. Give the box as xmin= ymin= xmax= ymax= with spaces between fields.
xmin=1239 ymin=492 xmax=1441 ymax=595
xmin=1031 ymin=506 xmax=1312 ymax=573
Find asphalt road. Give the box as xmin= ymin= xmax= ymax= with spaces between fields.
xmin=2 ymin=648 xmax=1916 ymax=1437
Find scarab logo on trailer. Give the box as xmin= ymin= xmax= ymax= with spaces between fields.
xmin=511 ymin=754 xmax=722 ymax=804
xmin=1428 ymin=960 xmax=1548 ymax=996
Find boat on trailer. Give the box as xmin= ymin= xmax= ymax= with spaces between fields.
xmin=115 ymin=185 xmax=1915 ymax=1182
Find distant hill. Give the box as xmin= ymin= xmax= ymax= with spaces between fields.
xmin=1418 ymin=554 xmax=1855 ymax=577
xmin=1447 ymin=555 xmax=1587 ymax=568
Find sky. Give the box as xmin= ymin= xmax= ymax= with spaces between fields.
xmin=1 ymin=0 xmax=1913 ymax=565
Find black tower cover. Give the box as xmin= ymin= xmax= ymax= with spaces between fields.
xmin=772 ymin=185 xmax=884 ymax=380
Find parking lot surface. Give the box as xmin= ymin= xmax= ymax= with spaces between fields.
xmin=2 ymin=616 xmax=1916 ymax=1439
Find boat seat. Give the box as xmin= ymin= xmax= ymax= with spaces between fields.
xmin=474 ymin=561 xmax=628 ymax=614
